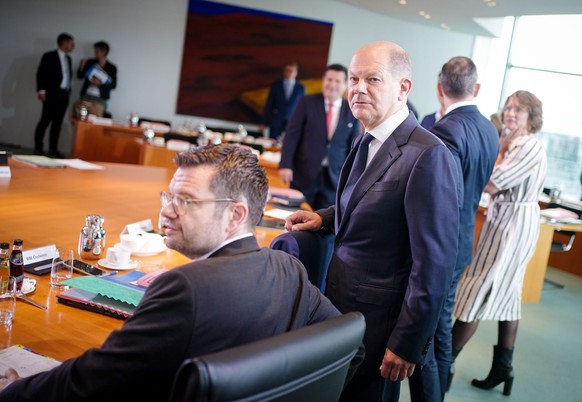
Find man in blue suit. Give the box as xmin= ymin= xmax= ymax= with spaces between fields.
xmin=261 ymin=62 xmax=305 ymax=140
xmin=409 ymin=56 xmax=499 ymax=402
xmin=420 ymin=92 xmax=445 ymax=130
xmin=34 ymin=33 xmax=75 ymax=157
xmin=279 ymin=64 xmax=360 ymax=210
xmin=285 ymin=41 xmax=460 ymax=402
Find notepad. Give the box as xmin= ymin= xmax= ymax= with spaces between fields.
xmin=62 ymin=275 xmax=145 ymax=306
xmin=12 ymin=155 xmax=67 ymax=168
xmin=0 ymin=345 xmax=61 ymax=377
xmin=57 ymin=287 xmax=137 ymax=319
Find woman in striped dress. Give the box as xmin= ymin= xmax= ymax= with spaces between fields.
xmin=450 ymin=91 xmax=547 ymax=396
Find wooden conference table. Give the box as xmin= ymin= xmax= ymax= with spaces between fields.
xmin=2 ymin=159 xmax=579 ymax=361
xmin=0 ymin=160 xmax=285 ymax=361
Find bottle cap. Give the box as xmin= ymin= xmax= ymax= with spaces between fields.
xmin=13 ymin=239 xmax=23 ymax=246
xmin=0 ymin=242 xmax=9 ymax=249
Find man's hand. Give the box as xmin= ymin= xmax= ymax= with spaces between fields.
xmin=0 ymin=368 xmax=20 ymax=391
xmin=278 ymin=168 xmax=293 ymax=185
xmin=379 ymin=348 xmax=415 ymax=381
xmin=284 ymin=210 xmax=323 ymax=232
xmin=37 ymin=92 xmax=46 ymax=102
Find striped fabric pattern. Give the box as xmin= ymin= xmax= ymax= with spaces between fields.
xmin=454 ymin=134 xmax=547 ymax=322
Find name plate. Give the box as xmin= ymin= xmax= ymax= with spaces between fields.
xmin=0 ymin=166 xmax=10 ymax=178
xmin=122 ymin=219 xmax=155 ymax=235
xmin=23 ymin=244 xmax=58 ymax=276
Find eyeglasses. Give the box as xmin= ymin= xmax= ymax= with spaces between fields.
xmin=160 ymin=191 xmax=236 ymax=216
xmin=502 ymin=106 xmax=527 ymax=114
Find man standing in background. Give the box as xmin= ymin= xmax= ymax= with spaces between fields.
xmin=409 ymin=56 xmax=499 ymax=402
xmin=278 ymin=64 xmax=360 ymax=210
xmin=261 ymin=62 xmax=305 ymax=140
xmin=34 ymin=33 xmax=75 ymax=158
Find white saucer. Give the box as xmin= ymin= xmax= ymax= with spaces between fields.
xmin=21 ymin=277 xmax=37 ymax=295
xmin=98 ymin=258 xmax=139 ymax=271
xmin=114 ymin=242 xmax=167 ymax=257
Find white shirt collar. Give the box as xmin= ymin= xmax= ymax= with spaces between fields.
xmin=325 ymin=97 xmax=343 ymax=109
xmin=368 ymin=105 xmax=410 ymax=144
xmin=445 ymin=100 xmax=476 ymax=115
xmin=364 ymin=106 xmax=410 ymax=166
xmin=196 ymin=232 xmax=254 ymax=261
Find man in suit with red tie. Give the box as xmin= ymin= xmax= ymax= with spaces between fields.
xmin=286 ymin=41 xmax=459 ymax=401
xmin=260 ymin=62 xmax=305 ymax=140
xmin=279 ymin=64 xmax=361 ymax=210
xmin=34 ymin=33 xmax=75 ymax=158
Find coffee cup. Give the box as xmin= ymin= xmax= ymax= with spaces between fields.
xmin=140 ymin=233 xmax=165 ymax=251
xmin=120 ymin=234 xmax=146 ymax=252
xmin=105 ymin=245 xmax=131 ymax=267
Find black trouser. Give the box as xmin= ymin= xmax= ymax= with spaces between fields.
xmin=34 ymin=89 xmax=70 ymax=152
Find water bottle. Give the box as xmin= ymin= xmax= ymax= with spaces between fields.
xmin=9 ymin=239 xmax=24 ymax=291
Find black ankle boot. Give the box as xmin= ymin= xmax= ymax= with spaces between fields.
xmin=445 ymin=347 xmax=463 ymax=392
xmin=472 ymin=345 xmax=514 ymax=396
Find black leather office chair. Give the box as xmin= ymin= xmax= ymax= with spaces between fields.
xmin=270 ymin=230 xmax=334 ymax=293
xmin=168 ymin=312 xmax=366 ymax=402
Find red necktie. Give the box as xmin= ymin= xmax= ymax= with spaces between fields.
xmin=326 ymin=102 xmax=333 ymax=138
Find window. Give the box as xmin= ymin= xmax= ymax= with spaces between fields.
xmin=474 ymin=15 xmax=582 ymax=201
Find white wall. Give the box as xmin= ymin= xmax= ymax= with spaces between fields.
xmin=0 ymin=0 xmax=475 ymax=151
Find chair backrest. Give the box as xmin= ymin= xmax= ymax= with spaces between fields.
xmin=270 ymin=230 xmax=334 ymax=292
xmin=168 ymin=312 xmax=365 ymax=402
xmin=548 ymin=202 xmax=580 ymax=253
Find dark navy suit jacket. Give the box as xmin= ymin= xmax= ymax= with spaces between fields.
xmin=420 ymin=112 xmax=437 ymax=130
xmin=430 ymin=105 xmax=499 ymax=269
xmin=279 ymin=94 xmax=360 ymax=198
xmin=36 ymin=50 xmax=72 ymax=98
xmin=0 ymin=237 xmax=340 ymax=401
xmin=318 ymin=112 xmax=460 ymax=376
xmin=262 ymin=79 xmax=305 ymax=139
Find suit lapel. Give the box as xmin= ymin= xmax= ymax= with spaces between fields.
xmin=335 ymin=113 xmax=417 ymax=236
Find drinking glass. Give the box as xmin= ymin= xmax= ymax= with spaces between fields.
xmin=50 ymin=249 xmax=74 ymax=288
xmin=0 ymin=278 xmax=16 ymax=325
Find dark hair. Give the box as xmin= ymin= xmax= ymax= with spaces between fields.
xmin=438 ymin=56 xmax=478 ymax=98
xmin=325 ymin=63 xmax=348 ymax=80
xmin=57 ymin=33 xmax=74 ymax=46
xmin=503 ymin=90 xmax=543 ymax=133
xmin=173 ymin=144 xmax=269 ymax=227
xmin=94 ymin=41 xmax=110 ymax=55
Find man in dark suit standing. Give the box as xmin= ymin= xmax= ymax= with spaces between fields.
xmin=34 ymin=33 xmax=75 ymax=158
xmin=279 ymin=64 xmax=360 ymax=210
xmin=409 ymin=56 xmax=499 ymax=402
xmin=261 ymin=62 xmax=305 ymax=140
xmin=0 ymin=144 xmax=348 ymax=401
xmin=285 ymin=41 xmax=460 ymax=401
